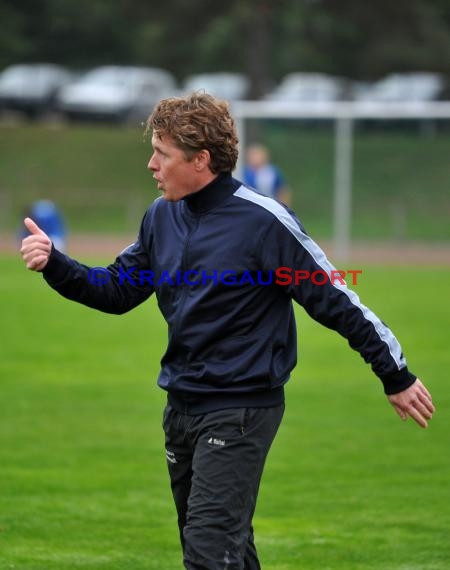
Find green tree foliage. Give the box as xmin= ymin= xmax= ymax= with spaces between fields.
xmin=1 ymin=0 xmax=449 ymax=85
xmin=274 ymin=0 xmax=450 ymax=79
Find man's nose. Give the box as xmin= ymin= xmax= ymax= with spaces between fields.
xmin=148 ymin=154 xmax=157 ymax=171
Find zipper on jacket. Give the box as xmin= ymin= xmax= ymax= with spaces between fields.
xmin=171 ymin=216 xmax=199 ymax=343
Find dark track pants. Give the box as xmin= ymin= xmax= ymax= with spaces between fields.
xmin=162 ymin=403 xmax=285 ymax=570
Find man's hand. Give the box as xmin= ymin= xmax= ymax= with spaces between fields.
xmin=20 ymin=217 xmax=52 ymax=271
xmin=388 ymin=379 xmax=435 ymax=428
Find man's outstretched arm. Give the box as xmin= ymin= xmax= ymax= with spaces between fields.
xmin=258 ymin=213 xmax=435 ymax=429
xmin=20 ymin=216 xmax=154 ymax=314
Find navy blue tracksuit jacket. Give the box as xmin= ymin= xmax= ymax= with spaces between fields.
xmin=42 ymin=172 xmax=416 ymax=413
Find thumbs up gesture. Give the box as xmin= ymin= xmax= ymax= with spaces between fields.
xmin=20 ymin=217 xmax=53 ymax=271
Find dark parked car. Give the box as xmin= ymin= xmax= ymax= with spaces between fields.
xmin=0 ymin=63 xmax=73 ymax=118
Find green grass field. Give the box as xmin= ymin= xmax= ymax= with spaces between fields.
xmin=1 ymin=256 xmax=449 ymax=569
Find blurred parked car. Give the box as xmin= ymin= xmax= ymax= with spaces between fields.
xmin=354 ymin=72 xmax=446 ymax=103
xmin=57 ymin=65 xmax=177 ymax=123
xmin=264 ymin=73 xmax=345 ymax=102
xmin=181 ymin=72 xmax=250 ymax=101
xmin=0 ymin=63 xmax=73 ymax=118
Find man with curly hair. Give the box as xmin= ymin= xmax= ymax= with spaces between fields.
xmin=21 ymin=92 xmax=434 ymax=570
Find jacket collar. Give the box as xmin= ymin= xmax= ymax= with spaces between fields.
xmin=183 ymin=171 xmax=239 ymax=214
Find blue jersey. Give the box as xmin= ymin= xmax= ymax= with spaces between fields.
xmin=22 ymin=200 xmax=66 ymax=251
xmin=243 ymin=164 xmax=285 ymax=199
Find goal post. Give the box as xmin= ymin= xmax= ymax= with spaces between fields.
xmin=232 ymin=101 xmax=450 ymax=261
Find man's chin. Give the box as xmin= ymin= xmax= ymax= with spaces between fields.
xmin=156 ymin=186 xmax=170 ymax=201
xmin=157 ymin=186 xmax=184 ymax=202
xmin=161 ymin=192 xmax=177 ymax=202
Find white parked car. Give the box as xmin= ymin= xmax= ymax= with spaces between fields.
xmin=0 ymin=63 xmax=73 ymax=118
xmin=265 ymin=73 xmax=345 ymax=102
xmin=354 ymin=72 xmax=445 ymax=103
xmin=57 ymin=65 xmax=177 ymax=123
xmin=181 ymin=72 xmax=250 ymax=101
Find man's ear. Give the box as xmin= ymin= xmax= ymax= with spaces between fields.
xmin=194 ymin=149 xmax=211 ymax=171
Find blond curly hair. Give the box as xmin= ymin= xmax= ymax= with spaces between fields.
xmin=145 ymin=92 xmax=239 ymax=174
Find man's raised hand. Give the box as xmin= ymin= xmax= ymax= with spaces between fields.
xmin=20 ymin=217 xmax=52 ymax=271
